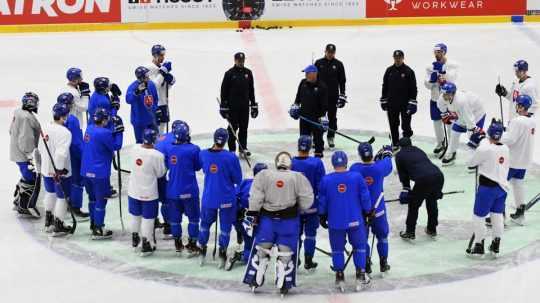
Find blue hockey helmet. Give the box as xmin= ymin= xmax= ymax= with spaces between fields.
xmin=93 ymin=77 xmax=110 ymax=93
xmin=331 ymin=150 xmax=348 ymax=168
xmin=441 ymin=82 xmax=457 ymax=95
xmin=173 ymin=123 xmax=190 ymax=143
xmin=298 ymin=135 xmax=312 ymax=152
xmin=93 ymin=107 xmax=110 ymax=124
xmin=516 ymin=94 xmax=533 ymax=110
xmin=214 ymin=128 xmax=229 ymax=146
xmin=302 ymin=64 xmax=318 ymax=73
xmin=514 ymin=60 xmax=528 ymax=72
xmin=487 ymin=119 xmax=504 ymax=141
xmin=171 ymin=120 xmax=186 ymax=131
xmin=66 ymin=67 xmax=82 ymax=82
xmin=151 ymin=44 xmax=166 ymax=56
xmin=52 ymin=102 xmax=70 ymax=120
xmin=434 ymin=43 xmax=448 ymax=54
xmin=21 ymin=92 xmax=39 ymax=111
xmin=135 ymin=66 xmax=149 ymax=81
xmin=253 ymin=163 xmax=268 ymax=176
xmin=57 ymin=92 xmax=74 ymax=106
xmin=357 ymin=142 xmax=373 ymax=161
xmin=143 ymin=127 xmax=158 ymax=145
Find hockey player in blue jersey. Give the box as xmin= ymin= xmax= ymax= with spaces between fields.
xmin=291 ymin=135 xmax=325 ymax=271
xmin=56 ymin=92 xmax=90 ymax=221
xmin=88 ymin=77 xmax=122 ymax=124
xmin=126 ymin=66 xmax=159 ymax=143
xmin=81 ymin=107 xmax=123 ymax=239
xmin=161 ymin=122 xmax=202 ymax=256
xmin=319 ymin=151 xmax=372 ymax=291
xmin=225 ymin=162 xmax=268 ymax=271
xmin=350 ymin=143 xmax=393 ymax=276
xmin=198 ymin=128 xmax=243 ymax=268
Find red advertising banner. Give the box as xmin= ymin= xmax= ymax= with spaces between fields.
xmin=366 ymin=0 xmax=527 ymax=18
xmin=0 ymin=0 xmax=121 ymax=25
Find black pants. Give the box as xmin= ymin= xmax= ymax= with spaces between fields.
xmin=299 ymin=118 xmax=324 ymax=154
xmin=405 ymin=173 xmax=444 ymax=233
xmin=327 ymin=96 xmax=338 ymax=139
xmin=227 ymin=106 xmax=249 ymax=152
xmin=387 ymin=109 xmax=413 ymax=146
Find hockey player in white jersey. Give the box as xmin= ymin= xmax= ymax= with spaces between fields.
xmin=500 ymin=95 xmax=536 ymax=225
xmin=466 ymin=119 xmax=509 ymax=258
xmin=147 ymin=44 xmax=176 ymax=134
xmin=65 ymin=67 xmax=91 ymax=128
xmin=424 ymin=43 xmax=459 ymax=156
xmin=242 ymin=151 xmax=314 ymax=297
xmin=128 ymin=128 xmax=167 ymax=256
xmin=496 ymin=60 xmax=538 ymax=119
xmin=437 ymin=82 xmax=486 ymax=165
xmin=38 ymin=103 xmax=73 ymax=236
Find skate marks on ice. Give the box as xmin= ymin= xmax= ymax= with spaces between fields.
xmin=16 ymin=129 xmax=540 ymax=294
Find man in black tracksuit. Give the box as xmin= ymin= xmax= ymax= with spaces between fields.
xmin=220 ymin=52 xmax=258 ymax=156
xmin=314 ymin=44 xmax=346 ymax=148
xmin=294 ymin=65 xmax=328 ymax=157
xmin=380 ymin=50 xmax=418 ymax=150
xmin=395 ymin=137 xmax=444 ymax=240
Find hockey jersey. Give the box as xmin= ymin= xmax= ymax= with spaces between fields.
xmin=291 ymin=156 xmax=326 ymax=213
xmin=38 ymin=122 xmax=72 ymax=177
xmin=350 ymin=157 xmax=393 ymax=215
xmin=128 ymin=144 xmax=167 ymax=201
xmin=9 ymin=108 xmax=41 ymax=163
xmin=162 ymin=142 xmax=201 ymax=200
xmin=199 ymin=148 xmax=242 ymax=209
xmin=146 ymin=62 xmax=172 ymax=106
xmin=318 ymin=171 xmax=372 ymax=230
xmin=65 ymin=83 xmax=89 ymax=127
xmin=501 ymin=115 xmax=536 ymax=169
xmin=237 ymin=178 xmax=253 ymax=209
xmin=155 ymin=132 xmax=175 ymax=153
xmin=437 ymin=90 xmax=485 ymax=130
xmin=88 ymin=92 xmax=116 ymax=124
xmin=467 ymin=140 xmax=510 ymax=192
xmin=424 ymin=59 xmax=459 ymax=101
xmin=505 ymin=77 xmax=538 ymax=119
xmin=64 ymin=114 xmax=83 ymax=161
xmin=126 ymin=80 xmax=159 ymax=126
xmin=80 ymin=124 xmax=123 ymax=179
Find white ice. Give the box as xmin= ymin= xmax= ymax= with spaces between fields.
xmin=1 ymin=23 xmax=540 ymax=302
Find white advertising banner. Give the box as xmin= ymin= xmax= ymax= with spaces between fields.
xmin=528 ymin=0 xmax=540 ymax=11
xmin=122 ymin=0 xmax=366 ymax=23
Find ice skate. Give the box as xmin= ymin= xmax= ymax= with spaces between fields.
xmin=425 ymin=228 xmax=437 ymax=240
xmin=399 ymin=230 xmax=415 ymax=241
xmin=199 ymin=245 xmax=207 ymax=266
xmin=510 ymin=205 xmax=525 ymax=226
xmin=91 ymin=226 xmax=113 ymax=240
xmin=218 ymin=248 xmax=227 ymax=269
xmin=185 ymin=238 xmax=199 ymax=258
xmin=355 ymin=269 xmax=371 ymax=291
xmin=132 ymin=232 xmax=140 ymax=250
xmin=433 ymin=142 xmax=446 ymax=156
xmin=466 ymin=240 xmax=485 ymax=258
xmin=71 ymin=207 xmax=90 ymax=222
xmin=140 ymin=237 xmax=156 ymax=257
xmin=442 ymin=152 xmax=456 ymax=166
xmin=335 ymin=271 xmax=345 ymax=292
xmin=489 ymin=237 xmax=501 ymax=258
xmin=380 ymin=256 xmax=391 ymax=277
xmin=44 ymin=211 xmax=54 ymax=233
xmin=52 ymin=218 xmax=72 ymax=237
xmin=174 ymin=238 xmax=184 ymax=254
xmin=327 ymin=137 xmax=335 ymax=149
xmin=162 ymin=222 xmax=172 ymax=240
xmin=303 ymin=255 xmax=318 ymax=273
xmin=225 ymin=250 xmax=243 ymax=271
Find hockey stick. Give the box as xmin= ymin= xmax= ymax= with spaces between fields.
xmin=438 ymin=123 xmax=449 ymax=160
xmin=116 ymin=151 xmax=125 ymax=232
xmin=526 ymin=192 xmax=540 ymax=211
xmin=165 ymin=82 xmax=170 ymax=133
xmin=465 ymin=233 xmax=475 ymax=253
xmin=216 ymin=98 xmax=252 ymax=169
xmin=315 ymin=246 xmax=332 ymax=257
xmin=498 ymin=76 xmax=505 ymax=127
xmin=112 ymin=156 xmax=131 ymax=174
xmin=37 ymin=128 xmax=77 ymax=234
xmin=299 ymin=115 xmax=375 ymax=145
xmin=212 ymin=212 xmax=219 ymax=260
xmin=386 ymin=190 xmax=464 ymax=203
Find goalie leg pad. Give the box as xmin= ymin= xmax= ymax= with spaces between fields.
xmin=243 ymin=243 xmax=272 ymax=287
xmin=275 ymin=246 xmax=295 ymax=290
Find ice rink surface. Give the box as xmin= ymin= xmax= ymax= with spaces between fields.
xmin=2 ymin=23 xmax=540 ymax=302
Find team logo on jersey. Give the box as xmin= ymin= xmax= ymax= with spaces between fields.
xmin=136 ymin=159 xmax=143 ymax=166
xmin=384 ymin=0 xmax=402 ymax=11
xmin=338 ymin=184 xmax=347 ymax=193
xmin=159 ymin=135 xmax=166 ymax=141
xmin=276 ymin=180 xmax=284 ymax=188
xmin=144 ymin=95 xmax=154 ymax=107
xmin=210 ymin=164 xmax=218 ymax=173
xmin=499 ymin=157 xmax=505 ymax=164
xmin=365 ymin=176 xmax=374 ymax=186
xmin=170 ymin=155 xmax=177 ymax=165
xmin=84 ymin=134 xmax=90 ymax=142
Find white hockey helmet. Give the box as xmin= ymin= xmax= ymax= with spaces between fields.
xmin=275 ymin=151 xmax=292 ymax=170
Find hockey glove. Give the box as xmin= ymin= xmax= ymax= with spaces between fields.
xmin=135 ymin=81 xmax=148 ymax=95
xmin=319 ymin=214 xmax=328 ymax=229
xmin=110 ymin=83 xmax=122 ymax=97
xmin=236 ymin=208 xmax=247 ymax=223
xmin=162 ymin=72 xmax=175 ymax=86
xmin=319 ymin=116 xmax=329 ymax=132
xmin=243 ymin=211 xmax=259 ymax=237
xmin=337 ymin=94 xmax=348 ymax=108
xmin=110 ymin=95 xmax=121 ymax=111
xmin=111 ymin=115 xmax=124 ymax=134
xmin=53 ymin=168 xmax=69 ymax=183
xmin=495 ymin=84 xmax=507 ymax=97
xmin=406 ymin=99 xmax=418 ymax=115
xmin=155 ymin=107 xmax=164 ymax=122
xmin=441 ymin=111 xmax=457 ymax=125
xmin=429 ymin=72 xmax=438 ymax=83
xmin=78 ymin=81 xmax=91 ymax=97
xmin=160 ymin=61 xmax=172 ymax=73
xmin=432 ymin=61 xmax=445 ymax=73
xmin=289 ymin=103 xmax=300 ymax=120
xmin=399 ymin=187 xmax=411 ymax=205
xmin=374 ymin=145 xmax=393 ymax=161
xmin=250 ymin=102 xmax=259 ymax=119
xmin=467 ymin=129 xmax=486 ymax=149
xmin=380 ymin=97 xmax=388 ymax=111
xmin=365 ymin=209 xmax=376 ymax=226
xmin=219 ymin=104 xmax=230 ymax=119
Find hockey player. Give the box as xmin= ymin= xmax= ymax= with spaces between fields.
xmin=126 ymin=66 xmax=159 ymax=143
xmin=291 ymin=135 xmax=326 ymax=271
xmin=81 ymin=108 xmax=124 ymax=239
xmin=65 ymin=67 xmax=91 ymax=128
xmin=197 ymin=128 xmax=242 ymax=267
xmin=242 ymin=151 xmax=313 ymax=296
xmin=56 ymin=93 xmax=89 ymax=221
xmin=219 ymin=52 xmax=258 ymax=156
xmin=289 ymin=64 xmax=329 ymax=157
xmin=88 ymin=77 xmax=122 ymax=124
xmin=147 ymin=44 xmax=175 ymax=134
xmin=496 ymin=60 xmax=538 ymax=119
xmin=319 ymin=151 xmax=372 ymax=291
xmin=500 ymin=95 xmax=536 ymax=225
xmin=350 ymin=143 xmax=393 ymax=275
xmin=438 ymin=82 xmax=486 ymax=165
xmin=161 ymin=122 xmax=202 ymax=256
xmin=10 ymin=92 xmax=41 ymax=217
xmin=466 ymin=119 xmax=508 ymax=258
xmin=128 ymin=128 xmax=167 ymax=256
xmin=424 ymin=43 xmax=459 ymax=156
xmin=314 ymin=44 xmax=347 ymax=148
xmin=39 ymin=103 xmax=74 ymax=236
xmin=396 ymin=137 xmax=445 ymax=240
xmin=225 ymin=162 xmax=268 ymax=271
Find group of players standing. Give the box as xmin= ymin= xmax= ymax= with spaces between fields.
xmin=8 ymin=41 xmax=537 ymax=295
